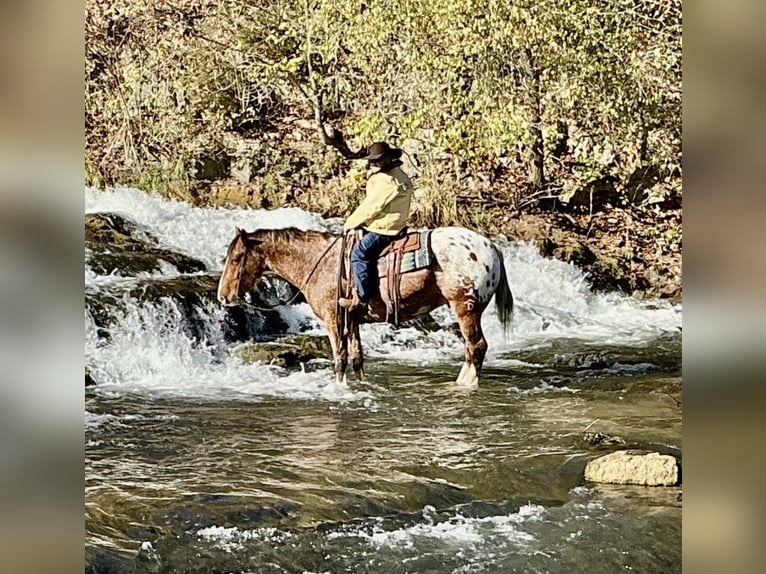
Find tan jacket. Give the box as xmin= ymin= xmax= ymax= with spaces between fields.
xmin=345 ymin=166 xmax=413 ymax=235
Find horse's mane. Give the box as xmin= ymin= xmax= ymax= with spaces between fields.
xmin=227 ymin=227 xmax=337 ymax=257
xmin=258 ymin=227 xmax=335 ymax=241
xmin=252 ymin=227 xmax=336 ymax=243
xmin=227 ymin=227 xmax=336 ymax=255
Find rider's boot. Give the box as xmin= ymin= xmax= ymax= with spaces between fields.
xmin=338 ymin=291 xmax=361 ymax=310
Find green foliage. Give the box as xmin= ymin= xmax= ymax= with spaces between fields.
xmin=131 ymin=160 xmax=192 ymax=202
xmin=86 ymin=0 xmax=682 ymax=213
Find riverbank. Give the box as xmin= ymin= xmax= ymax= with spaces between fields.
xmin=485 ymin=207 xmax=682 ymax=301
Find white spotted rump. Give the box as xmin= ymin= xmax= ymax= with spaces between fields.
xmin=430 ymin=227 xmax=502 ymax=304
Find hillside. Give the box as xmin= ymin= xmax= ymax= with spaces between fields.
xmin=86 ymin=0 xmax=682 ymax=299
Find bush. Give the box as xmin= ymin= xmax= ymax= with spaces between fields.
xmin=86 ymin=0 xmax=682 ymax=214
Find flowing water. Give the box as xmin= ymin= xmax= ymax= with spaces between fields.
xmin=85 ymin=187 xmax=682 ymax=573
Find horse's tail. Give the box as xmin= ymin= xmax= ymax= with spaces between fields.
xmin=493 ymin=245 xmax=514 ymax=337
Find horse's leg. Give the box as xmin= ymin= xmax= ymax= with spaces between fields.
xmin=326 ymin=322 xmax=349 ymax=385
xmin=348 ymin=320 xmax=365 ymax=381
xmin=452 ymin=302 xmax=488 ymax=388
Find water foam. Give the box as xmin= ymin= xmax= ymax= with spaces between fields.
xmin=85 ymin=299 xmax=373 ymax=405
xmin=340 ymin=503 xmax=546 ymax=550
xmin=196 ymin=525 xmax=291 ymax=553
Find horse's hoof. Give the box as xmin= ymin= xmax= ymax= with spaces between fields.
xmin=455 ymin=362 xmax=479 ymax=388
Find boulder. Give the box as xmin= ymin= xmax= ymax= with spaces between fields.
xmin=85 ymin=212 xmax=207 ymax=275
xmin=235 ymin=335 xmax=332 ymax=370
xmin=585 ymin=450 xmax=679 ymax=486
xmin=84 ymin=212 xmax=145 ymax=245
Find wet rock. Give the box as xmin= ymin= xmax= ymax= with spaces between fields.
xmin=585 ymin=450 xmax=679 ymax=486
xmin=250 ymin=274 xmax=305 ymax=308
xmin=85 ymin=212 xmax=207 ymax=275
xmin=582 ymin=432 xmax=626 ymax=446
xmin=87 ymin=249 xmax=206 ymax=276
xmin=400 ymin=314 xmax=451 ymax=333
xmin=86 ymin=275 xmax=220 ymax=338
xmin=86 ymin=274 xmax=294 ymax=350
xmin=127 ymin=274 xmax=219 ymax=306
xmin=221 ymin=304 xmax=291 ymax=342
xmin=554 ymin=352 xmax=610 ymax=369
xmin=207 ymin=179 xmax=267 ymax=208
xmin=85 ymin=212 xmax=146 ymax=245
xmin=236 ymin=335 xmax=332 ymax=369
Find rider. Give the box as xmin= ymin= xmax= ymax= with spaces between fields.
xmin=340 ymin=141 xmax=414 ymax=312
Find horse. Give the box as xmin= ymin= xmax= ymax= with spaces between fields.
xmin=217 ymin=226 xmax=513 ymax=387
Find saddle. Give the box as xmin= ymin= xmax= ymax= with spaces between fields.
xmin=377 ymin=229 xmax=433 ymax=326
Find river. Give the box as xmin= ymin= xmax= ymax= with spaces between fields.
xmin=85 ymin=187 xmax=682 ymax=573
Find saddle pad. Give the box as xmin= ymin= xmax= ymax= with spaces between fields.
xmin=380 ymin=231 xmax=420 ymax=256
xmin=378 ymin=230 xmax=433 ymax=275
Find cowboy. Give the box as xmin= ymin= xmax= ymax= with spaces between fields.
xmin=340 ymin=141 xmax=414 ymax=312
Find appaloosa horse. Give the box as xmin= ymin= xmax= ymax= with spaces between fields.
xmin=217 ymin=227 xmax=513 ymax=387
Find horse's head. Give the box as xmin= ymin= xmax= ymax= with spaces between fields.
xmin=217 ymin=227 xmax=265 ymax=306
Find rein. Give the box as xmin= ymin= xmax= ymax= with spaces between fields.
xmin=235 ymin=233 xmax=343 ymax=311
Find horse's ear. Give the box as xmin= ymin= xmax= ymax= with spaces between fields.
xmin=235 ymin=226 xmax=244 ymax=235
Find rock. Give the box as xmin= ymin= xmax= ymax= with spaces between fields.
xmin=85 ymin=212 xmax=148 ymax=245
xmin=127 ymin=275 xmax=219 ymax=305
xmin=554 ymin=352 xmax=610 ymax=369
xmin=585 ymin=450 xmax=679 ymax=486
xmin=85 ymin=212 xmax=207 ymax=275
xmin=88 ymin=249 xmax=207 ymax=276
xmin=235 ymin=335 xmax=332 ymax=369
xmin=207 ymin=179 xmax=266 ymax=208
xmin=86 ymin=273 xmax=291 ymax=343
xmin=582 ymin=432 xmax=625 ymax=446
xmin=559 ymin=175 xmax=620 ymax=213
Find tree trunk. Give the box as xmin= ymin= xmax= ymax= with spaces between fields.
xmin=523 ymin=49 xmax=545 ymax=189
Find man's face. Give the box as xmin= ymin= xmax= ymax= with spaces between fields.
xmin=367 ymin=160 xmax=382 ymax=175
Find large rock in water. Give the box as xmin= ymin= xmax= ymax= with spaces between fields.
xmin=85 ymin=212 xmax=207 ymax=275
xmin=585 ymin=450 xmax=679 ymax=486
xmin=235 ymin=335 xmax=332 ymax=370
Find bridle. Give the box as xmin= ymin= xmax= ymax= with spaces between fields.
xmin=232 ymin=236 xmax=250 ymax=306
xmin=230 ymin=232 xmax=343 ymax=310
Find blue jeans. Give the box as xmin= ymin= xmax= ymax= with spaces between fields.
xmin=350 ymin=231 xmax=396 ymax=303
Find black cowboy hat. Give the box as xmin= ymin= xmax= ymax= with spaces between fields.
xmin=360 ymin=141 xmax=403 ymax=161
